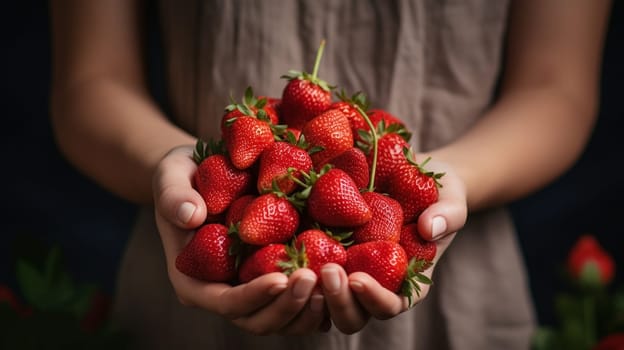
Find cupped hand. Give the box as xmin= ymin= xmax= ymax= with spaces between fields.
xmin=319 ymin=155 xmax=467 ymax=334
xmin=152 ymin=145 xmax=325 ymax=335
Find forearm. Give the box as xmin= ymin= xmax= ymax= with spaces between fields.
xmin=431 ymin=84 xmax=597 ymax=212
xmin=49 ymin=0 xmax=197 ymax=204
xmin=430 ymin=0 xmax=610 ymax=213
xmin=51 ymin=78 xmax=195 ymax=204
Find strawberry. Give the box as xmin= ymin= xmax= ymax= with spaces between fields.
xmin=567 ymin=235 xmax=615 ymax=285
xmin=368 ymin=108 xmax=405 ymax=129
xmin=353 ymin=192 xmax=403 ymax=243
xmin=225 ymin=116 xmax=276 ymax=170
xmin=175 ymin=223 xmax=237 ymax=282
xmin=306 ymin=168 xmax=372 ymax=227
xmin=292 ymin=229 xmax=349 ymax=278
xmin=319 ymin=147 xmax=370 ymax=190
xmin=593 ymin=333 xmax=624 ymax=350
xmin=238 ymin=193 xmax=300 ymax=245
xmin=238 ymin=243 xmax=290 ymax=283
xmin=345 ymin=241 xmax=432 ymax=304
xmin=221 ymin=87 xmax=280 ymax=142
xmin=345 ymin=241 xmax=408 ymax=293
xmin=260 ymin=96 xmax=282 ymax=120
xmin=193 ymin=140 xmax=253 ymax=215
xmin=358 ymin=121 xmax=411 ymax=193
xmin=257 ymin=140 xmax=313 ymax=194
xmin=332 ymin=90 xmax=370 ymax=142
xmin=220 ymin=107 xmax=246 ymax=143
xmin=399 ymin=224 xmax=436 ymax=269
xmin=281 ymin=40 xmax=332 ymax=129
xmin=386 ymin=150 xmax=444 ymax=223
xmin=285 ymin=127 xmax=302 ymax=142
xmin=302 ymin=108 xmax=353 ymax=166
xmin=0 ymin=285 xmax=31 ymax=318
xmin=224 ymin=194 xmax=256 ymax=227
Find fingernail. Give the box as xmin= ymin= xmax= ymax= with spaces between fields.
xmin=292 ymin=277 xmax=316 ymax=299
xmin=321 ymin=267 xmax=341 ymax=294
xmin=268 ymin=283 xmax=288 ymax=295
xmin=310 ymin=294 xmax=325 ymax=313
xmin=431 ymin=216 xmax=447 ymax=240
xmin=177 ymin=202 xmax=196 ymax=224
xmin=349 ymin=280 xmax=364 ymax=293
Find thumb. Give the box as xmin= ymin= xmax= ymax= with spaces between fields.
xmin=416 ymin=159 xmax=467 ymax=241
xmin=153 ymin=145 xmax=207 ymax=229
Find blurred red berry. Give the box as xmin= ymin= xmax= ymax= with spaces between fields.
xmin=593 ymin=333 xmax=624 ymax=350
xmin=567 ymin=235 xmax=615 ymax=285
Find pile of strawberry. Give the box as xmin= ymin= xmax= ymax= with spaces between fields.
xmin=176 ymin=41 xmax=443 ymax=303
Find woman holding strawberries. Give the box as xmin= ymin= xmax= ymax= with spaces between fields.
xmin=49 ymin=0 xmax=612 ymax=349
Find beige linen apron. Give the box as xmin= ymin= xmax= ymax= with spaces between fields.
xmin=113 ymin=1 xmax=536 ymax=349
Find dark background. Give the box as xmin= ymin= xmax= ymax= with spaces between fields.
xmin=1 ymin=1 xmax=622 ymax=327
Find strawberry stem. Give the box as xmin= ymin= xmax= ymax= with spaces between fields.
xmin=355 ymin=105 xmax=378 ymax=192
xmin=287 ymin=168 xmax=308 ymax=188
xmin=311 ymin=39 xmax=326 ymax=80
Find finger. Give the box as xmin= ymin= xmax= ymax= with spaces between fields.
xmin=153 ymin=145 xmax=207 ymax=229
xmin=168 ymin=256 xmax=289 ymax=315
xmin=280 ymin=293 xmax=326 ymax=335
xmin=233 ymin=269 xmax=317 ymax=335
xmin=157 ymin=207 xmax=290 ymax=314
xmin=214 ymin=273 xmax=290 ymax=318
xmin=416 ymin=159 xmax=467 ymax=241
xmin=347 ymin=272 xmax=409 ymax=319
xmin=320 ymin=264 xmax=369 ymax=334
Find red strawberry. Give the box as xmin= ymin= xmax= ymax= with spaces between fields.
xmin=332 ymin=90 xmax=370 ymax=142
xmin=281 ymin=40 xmax=332 ymax=129
xmin=221 ymin=87 xmax=280 ymax=142
xmin=257 ymin=141 xmax=313 ymax=194
xmin=358 ymin=122 xmax=411 ymax=193
xmin=387 ymin=152 xmax=444 ymax=223
xmin=238 ymin=193 xmax=300 ymax=245
xmin=193 ymin=141 xmax=253 ymax=215
xmin=567 ymin=235 xmax=615 ymax=285
xmin=260 ymin=96 xmax=282 ymax=120
xmin=175 ymin=223 xmax=237 ymax=282
xmin=293 ymin=229 xmax=349 ymax=278
xmin=368 ymin=108 xmax=405 ymax=129
xmin=302 ymin=108 xmax=353 ymax=166
xmin=593 ymin=333 xmax=624 ymax=350
xmin=0 ymin=285 xmax=32 ymax=318
xmin=399 ymin=224 xmax=436 ymax=269
xmin=225 ymin=194 xmax=256 ymax=227
xmin=319 ymin=147 xmax=370 ymax=189
xmin=220 ymin=107 xmax=246 ymax=142
xmin=260 ymin=103 xmax=280 ymax=126
xmin=285 ymin=127 xmax=302 ymax=142
xmin=353 ymin=192 xmax=403 ymax=243
xmin=263 ymin=96 xmax=281 ymax=107
xmin=345 ymin=241 xmax=432 ymax=304
xmin=345 ymin=241 xmax=408 ymax=293
xmin=238 ymin=243 xmax=290 ymax=283
xmin=226 ymin=116 xmax=275 ymax=170
xmin=306 ymin=168 xmax=372 ymax=227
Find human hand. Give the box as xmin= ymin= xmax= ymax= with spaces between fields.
xmin=318 ymin=156 xmax=467 ymax=334
xmin=152 ymin=145 xmax=326 ymax=335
